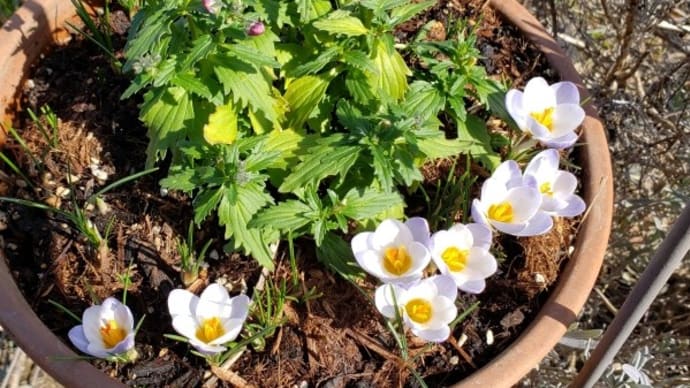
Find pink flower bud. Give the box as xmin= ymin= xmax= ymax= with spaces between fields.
xmin=247 ymin=21 xmax=265 ymax=36
xmin=202 ymin=0 xmax=219 ymax=14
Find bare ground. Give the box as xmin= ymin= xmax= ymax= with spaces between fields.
xmin=1 ymin=0 xmax=689 ymax=387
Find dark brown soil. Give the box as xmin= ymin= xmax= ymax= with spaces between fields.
xmin=0 ymin=1 xmax=578 ymax=386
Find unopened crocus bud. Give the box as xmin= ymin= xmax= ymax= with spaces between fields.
xmin=247 ymin=21 xmax=265 ymax=36
xmin=202 ymin=0 xmax=219 ymax=14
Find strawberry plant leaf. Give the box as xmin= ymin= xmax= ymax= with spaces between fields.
xmin=313 ymin=10 xmax=369 ymax=36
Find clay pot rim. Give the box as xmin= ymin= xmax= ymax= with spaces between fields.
xmin=0 ymin=1 xmax=613 ymax=387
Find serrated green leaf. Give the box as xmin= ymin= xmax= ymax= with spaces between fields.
xmin=370 ymin=144 xmax=395 ymax=192
xmin=313 ymin=11 xmax=368 ymax=36
xmin=296 ymin=0 xmax=331 ymax=23
xmin=417 ymin=135 xmax=468 ymax=159
xmin=368 ymin=37 xmax=410 ymax=101
xmin=341 ymin=188 xmax=403 ymax=220
xmin=250 ymin=200 xmax=314 ymax=230
xmin=140 ymin=86 xmax=195 ymax=165
xmin=345 ymin=70 xmax=376 ymax=106
xmin=152 ymin=58 xmax=177 ymax=87
xmin=171 ymin=73 xmax=213 ymax=100
xmin=226 ymin=43 xmax=280 ymax=69
xmin=212 ymin=56 xmax=276 ymax=121
xmin=180 ymin=35 xmax=215 ymax=71
xmin=123 ymin=6 xmax=172 ymax=72
xmin=390 ymin=0 xmax=436 ymax=26
xmin=341 ymin=50 xmax=378 ymax=75
xmin=160 ymin=167 xmax=196 ymax=192
xmin=219 ymin=184 xmax=275 ymax=269
xmin=402 ymin=81 xmax=446 ymax=121
xmin=279 ymin=144 xmax=360 ymax=193
xmin=283 ymin=74 xmax=332 ymax=131
xmin=203 ymin=101 xmax=238 ymax=145
xmin=456 ymin=115 xmax=501 ymax=170
xmin=193 ymin=187 xmax=223 ymax=224
xmin=292 ymin=46 xmax=340 ymax=77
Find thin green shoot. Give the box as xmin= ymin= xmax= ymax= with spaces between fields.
xmin=47 ymin=299 xmax=82 ymax=323
xmin=118 ymin=255 xmax=136 ymax=305
xmin=449 ymin=300 xmax=480 ymax=330
xmin=133 ymin=314 xmax=146 ymax=335
xmin=216 ymin=323 xmax=278 ymax=365
xmin=177 ymin=221 xmax=212 ymax=286
xmin=26 ymin=106 xmax=59 ymax=148
xmin=67 ymin=0 xmax=118 ymax=67
xmin=88 ymin=167 xmax=159 ymax=203
xmin=5 ymin=125 xmax=42 ymax=169
xmin=163 ymin=333 xmax=190 ymax=343
xmin=287 ymin=230 xmax=299 ymax=287
xmin=0 ymin=152 xmax=36 ymax=191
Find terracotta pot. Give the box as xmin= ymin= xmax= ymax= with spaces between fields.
xmin=0 ymin=0 xmax=613 ymax=387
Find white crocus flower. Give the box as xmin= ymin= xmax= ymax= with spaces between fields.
xmin=68 ymin=297 xmax=136 ymax=359
xmin=167 ymin=283 xmax=250 ymax=355
xmin=524 ymin=149 xmax=586 ymax=217
xmin=351 ymin=218 xmax=431 ymax=285
xmin=429 ymin=223 xmax=497 ymax=294
xmin=375 ymin=275 xmax=457 ymax=342
xmin=505 ymin=77 xmax=585 ymax=149
xmin=471 ymin=160 xmax=553 ymax=236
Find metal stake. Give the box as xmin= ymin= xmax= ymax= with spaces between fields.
xmin=572 ymin=200 xmax=690 ymax=387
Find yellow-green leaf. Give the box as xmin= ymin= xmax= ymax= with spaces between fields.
xmin=313 ymin=10 xmax=368 ymax=36
xmin=283 ymin=74 xmax=332 ymax=131
xmin=203 ymin=101 xmax=238 ymax=145
xmin=368 ymin=37 xmax=410 ymax=101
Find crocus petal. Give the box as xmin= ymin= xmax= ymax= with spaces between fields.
xmin=109 ymin=333 xmax=135 ymax=354
xmin=541 ymin=132 xmax=579 ymax=149
xmin=413 ymin=326 xmax=450 ymax=343
xmin=458 ymin=279 xmax=486 ymax=294
xmin=172 ymin=315 xmax=200 ymax=341
xmin=372 ymin=219 xmax=412 ymax=249
xmin=466 ymin=248 xmax=498 ymax=277
xmin=552 ymin=81 xmax=580 ymax=104
xmin=375 ymin=283 xmax=400 ymax=319
xmin=358 ymin=249 xmax=389 ymax=280
xmin=196 ymin=284 xmax=232 ymax=322
xmin=188 ymin=338 xmax=226 ymax=354
xmin=68 ymin=326 xmax=91 ymax=355
xmin=351 ymin=232 xmax=373 ymax=258
xmin=466 ymin=223 xmax=492 ymax=250
xmin=430 ymin=275 xmax=458 ymax=301
xmin=492 ymin=160 xmax=524 ymax=189
xmin=507 ymin=187 xmax=542 ymax=222
xmin=556 ymin=195 xmax=586 ymax=217
xmin=505 ymin=89 xmax=526 ymax=130
xmin=82 ymin=305 xmax=104 ymax=345
xmin=552 ymin=104 xmax=585 ymax=136
xmin=405 ymin=217 xmax=430 ymax=246
xmin=430 ymin=296 xmax=458 ymax=325
xmin=523 ymin=77 xmax=556 ymax=112
xmin=168 ymin=289 xmax=199 ymax=319
xmin=552 ymin=171 xmax=578 ymax=196
xmin=471 ymin=199 xmax=490 ymax=227
xmin=85 ymin=343 xmax=112 ymax=359
xmin=525 ymin=149 xmax=559 ymax=178
xmin=515 ymin=212 xmax=553 ymax=236
xmin=210 ymin=318 xmax=245 ymax=345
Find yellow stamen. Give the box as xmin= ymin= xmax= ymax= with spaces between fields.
xmin=405 ymin=299 xmax=433 ymax=324
xmin=196 ymin=317 xmax=225 ymax=343
xmin=530 ymin=107 xmax=555 ymax=132
xmin=100 ymin=319 xmax=127 ymax=349
xmin=540 ymin=182 xmax=554 ymax=196
xmin=383 ymin=246 xmax=412 ymax=276
xmin=488 ymin=202 xmax=514 ymax=223
xmin=442 ymin=247 xmax=469 ymax=272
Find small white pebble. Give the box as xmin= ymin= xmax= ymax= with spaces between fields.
xmin=209 ymin=249 xmax=219 ymax=260
xmin=449 ymin=355 xmax=459 ymax=365
xmin=534 ymin=273 xmax=546 ymax=284
xmin=95 ymin=197 xmax=110 ymax=215
xmin=84 ymin=203 xmax=95 ymax=212
xmin=25 ymin=79 xmax=35 ymax=89
xmin=93 ymin=169 xmax=109 ymax=181
xmin=159 ymin=187 xmax=169 ymax=197
xmin=457 ymin=333 xmax=468 ymax=347
xmin=7 ymin=243 xmax=18 ymax=250
xmin=486 ymin=329 xmax=494 ymax=345
xmin=55 ymin=186 xmax=71 ymax=199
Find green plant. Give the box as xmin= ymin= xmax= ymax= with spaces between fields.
xmin=123 ymin=0 xmax=506 ymax=271
xmin=177 ymin=221 xmax=213 ymax=286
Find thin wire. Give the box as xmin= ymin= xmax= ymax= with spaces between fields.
xmin=572 ymin=200 xmax=690 ymax=387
